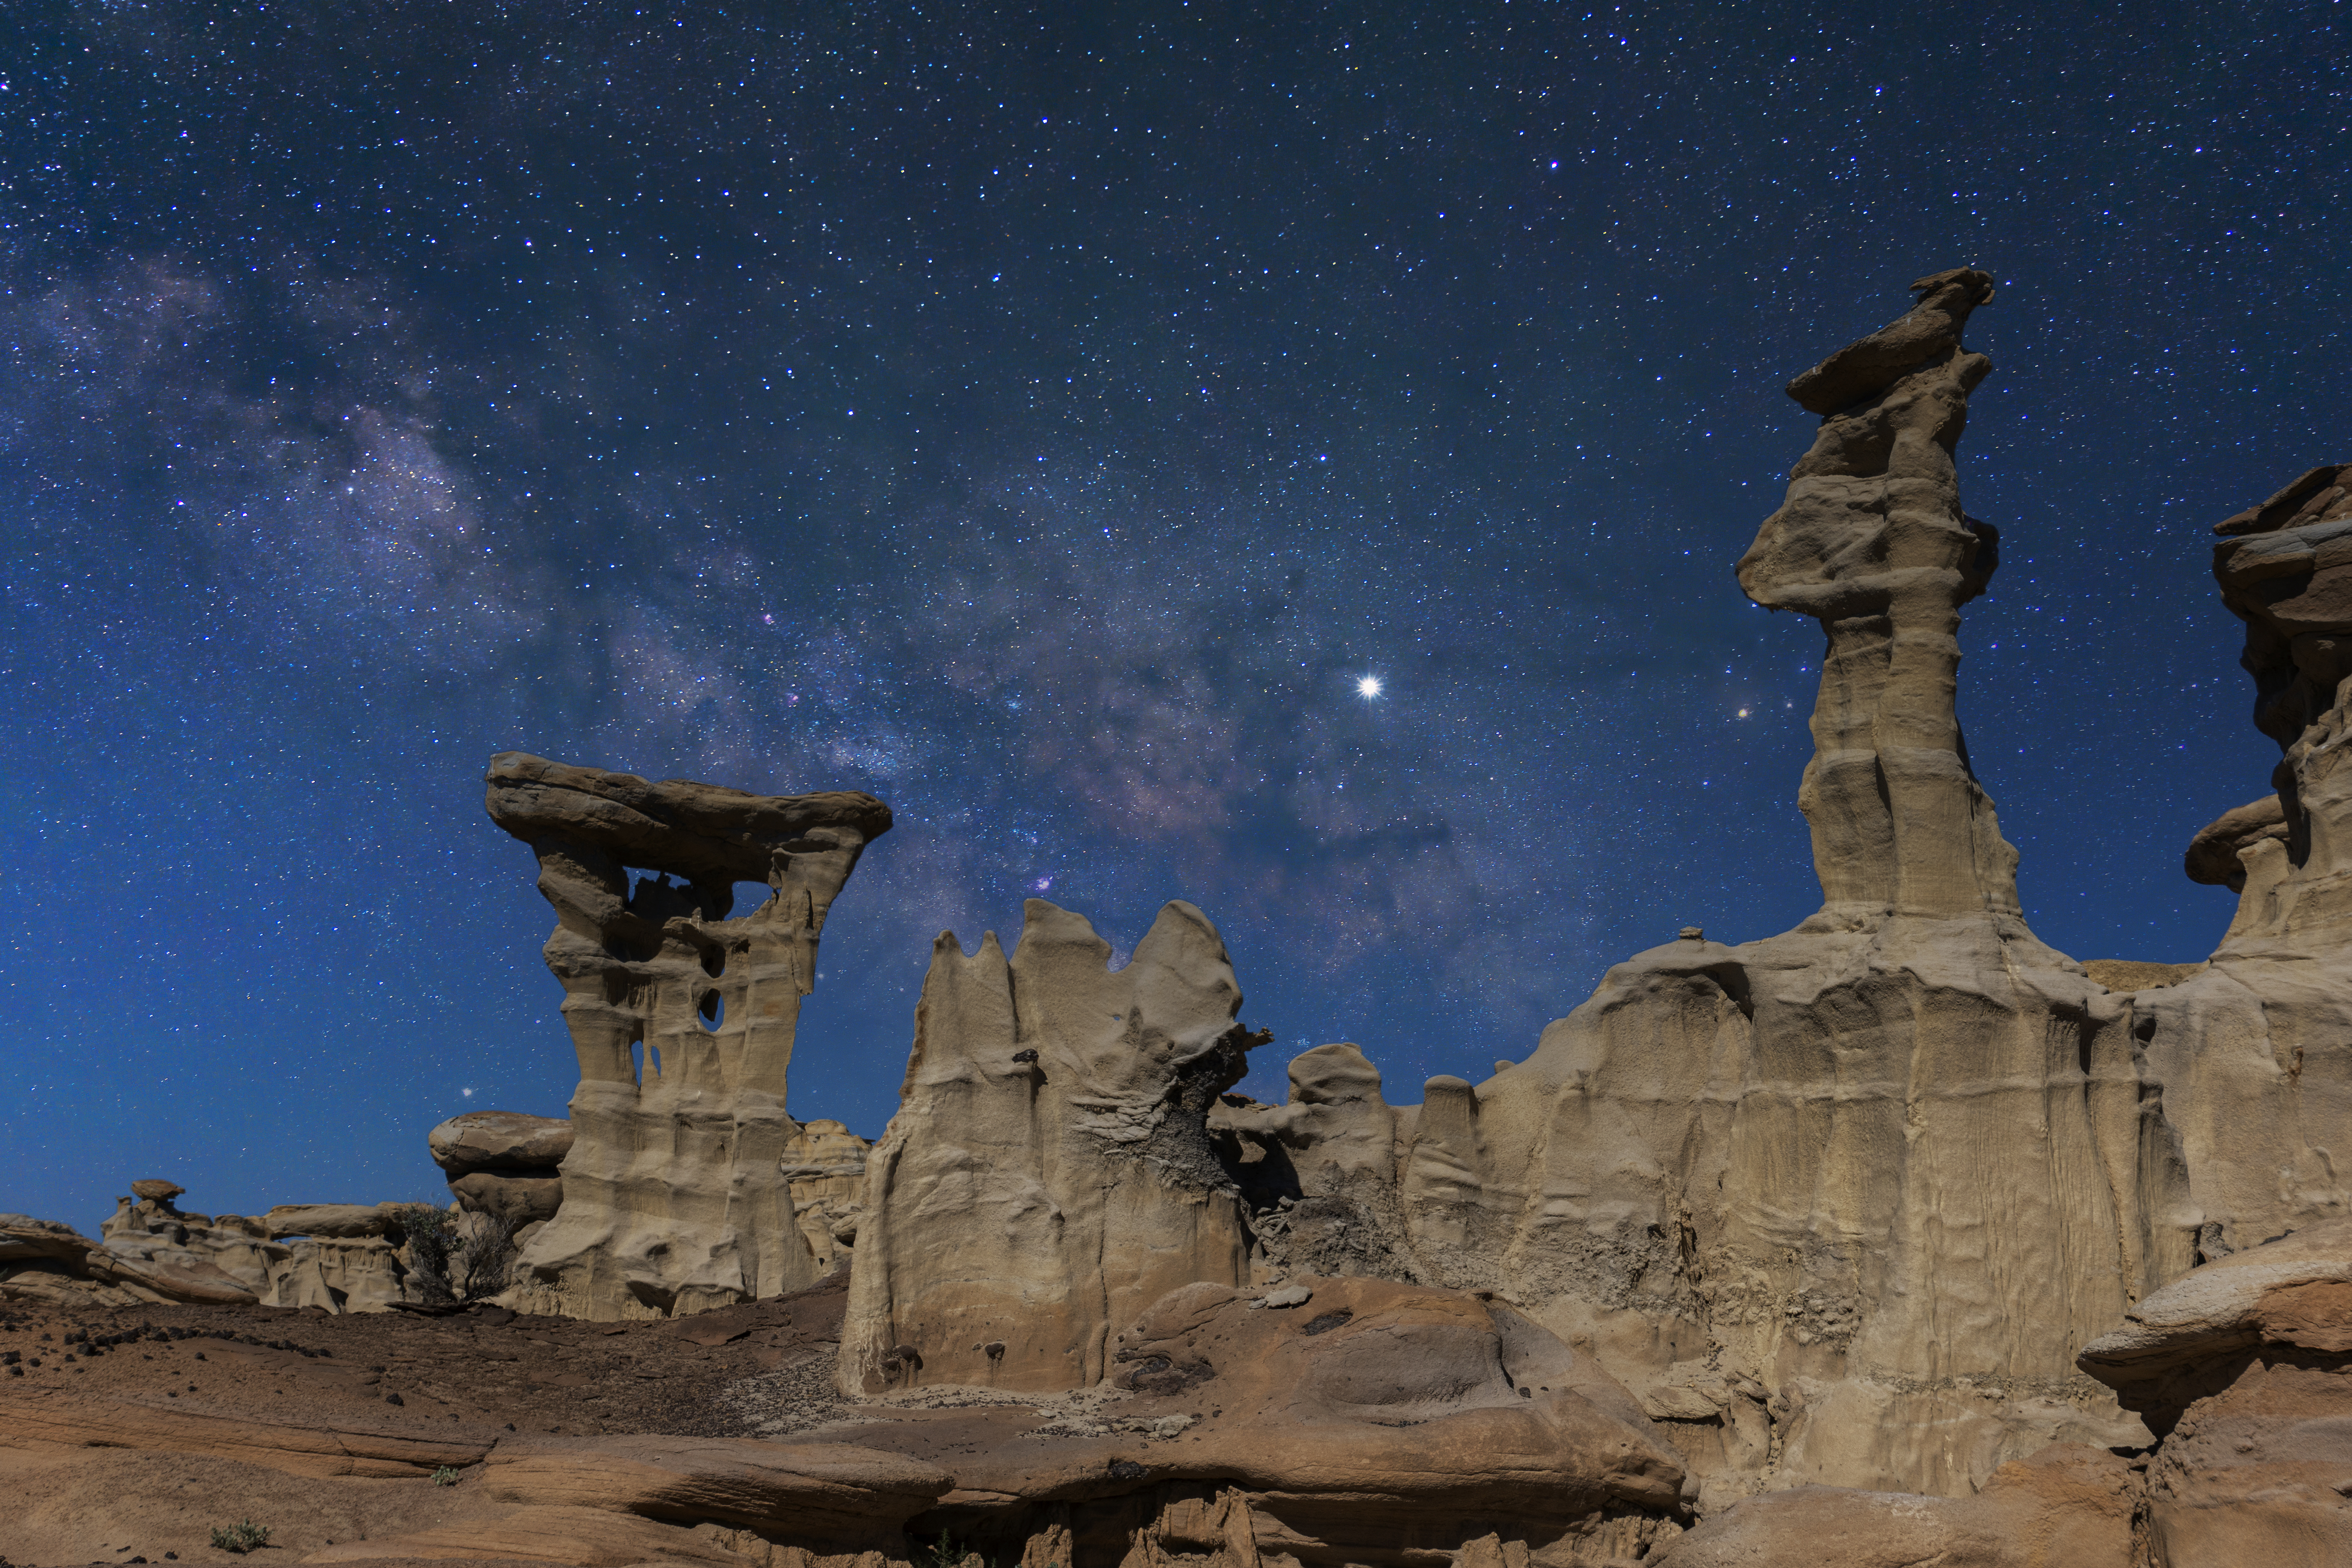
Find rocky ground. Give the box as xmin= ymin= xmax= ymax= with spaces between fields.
xmin=0 ymin=1273 xmax=854 ymax=1567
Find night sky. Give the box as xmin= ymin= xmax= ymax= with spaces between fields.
xmin=4 ymin=3 xmax=2341 ymax=1232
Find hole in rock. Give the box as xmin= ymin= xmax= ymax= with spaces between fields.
xmin=701 ymin=946 xmax=726 ymax=979
xmin=734 ymin=880 xmax=775 ymax=916
xmin=699 ymin=991 xmax=725 ymax=1031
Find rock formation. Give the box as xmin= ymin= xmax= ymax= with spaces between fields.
xmin=2 ymin=1187 xmax=430 ymax=1313
xmin=2076 ymin=1219 xmax=2352 ymax=1566
xmin=1311 ymin=268 xmax=2187 ymax=1501
xmin=483 ymin=751 xmax=891 ymax=1320
xmin=839 ymin=899 xmax=1267 ymax=1393
xmin=2124 ymin=464 xmax=2352 ymax=1256
xmin=430 ymin=1108 xmax=573 ymax=1228
xmin=780 ymin=1118 xmax=871 ymax=1274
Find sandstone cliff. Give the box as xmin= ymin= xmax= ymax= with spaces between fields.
xmin=2127 ymin=465 xmax=2352 ymax=1258
xmin=839 ymin=899 xmax=1266 ymax=1393
xmin=484 ymin=751 xmax=891 ymax=1320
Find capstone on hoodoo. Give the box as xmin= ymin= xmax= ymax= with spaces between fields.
xmin=484 ymin=751 xmax=891 ymax=1320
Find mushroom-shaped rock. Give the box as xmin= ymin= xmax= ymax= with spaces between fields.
xmin=483 ymin=751 xmax=891 ymax=1320
xmin=128 ymin=1179 xmax=185 ymax=1204
xmin=429 ymin=1110 xmax=574 ymax=1176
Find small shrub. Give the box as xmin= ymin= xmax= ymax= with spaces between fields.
xmin=384 ymin=1201 xmax=457 ymax=1303
xmin=432 ymin=1464 xmax=460 ymax=1486
xmin=454 ymin=1210 xmax=520 ymax=1300
xmin=208 ymin=1519 xmax=270 ymax=1553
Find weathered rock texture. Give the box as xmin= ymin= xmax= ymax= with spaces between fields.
xmin=822 ymin=1274 xmax=1691 ymax=1568
xmin=1649 ymin=1443 xmax=2140 ymax=1568
xmin=431 ymin=1108 xmax=574 ymax=1227
xmin=839 ymin=899 xmax=1265 ymax=1393
xmin=2126 ymin=465 xmax=2352 ymax=1258
xmin=1343 ymin=270 xmax=2186 ymax=1501
xmin=484 ymin=751 xmax=891 ymax=1320
xmin=2077 ymin=1220 xmax=2352 ymax=1566
xmin=1080 ymin=273 xmax=2189 ymax=1505
xmin=4 ymin=1189 xmax=428 ymax=1313
xmin=781 ymin=1118 xmax=871 ymax=1274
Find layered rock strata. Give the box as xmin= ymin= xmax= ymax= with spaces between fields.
xmin=429 ymin=1108 xmax=573 ymax=1228
xmin=2127 ymin=464 xmax=2352 ymax=1254
xmin=839 ymin=899 xmax=1266 ymax=1393
xmin=484 ymin=751 xmax=891 ymax=1320
xmin=3 ymin=1189 xmax=425 ymax=1313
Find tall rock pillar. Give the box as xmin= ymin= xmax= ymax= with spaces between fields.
xmin=1737 ymin=267 xmax=2019 ymax=919
xmin=1409 ymin=272 xmax=2195 ymax=1504
xmin=484 ymin=751 xmax=891 ymax=1319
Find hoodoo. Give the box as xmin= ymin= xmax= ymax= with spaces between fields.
xmin=483 ymin=751 xmax=892 ymax=1320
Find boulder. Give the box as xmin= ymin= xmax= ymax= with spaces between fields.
xmin=449 ymin=1170 xmax=565 ymax=1226
xmin=429 ymin=1109 xmax=575 ymax=1176
xmin=484 ymin=751 xmax=892 ymax=1320
xmin=2077 ymin=1222 xmax=2352 ymax=1567
xmin=127 ymin=1179 xmax=184 ymax=1203
xmin=839 ymin=898 xmax=1265 ymax=1393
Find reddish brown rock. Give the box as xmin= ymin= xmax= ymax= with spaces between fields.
xmin=1650 ymin=1443 xmax=2137 ymax=1568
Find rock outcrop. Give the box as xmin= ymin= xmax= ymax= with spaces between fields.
xmin=2126 ymin=464 xmax=2352 ymax=1257
xmin=1065 ymin=273 xmax=2185 ymax=1504
xmin=431 ymin=1108 xmax=573 ymax=1227
xmin=780 ymin=1118 xmax=871 ymax=1274
xmin=1341 ymin=269 xmax=2188 ymax=1500
xmin=2076 ymin=1220 xmax=2352 ymax=1566
xmin=839 ymin=899 xmax=1266 ymax=1393
xmin=484 ymin=751 xmax=891 ymax=1320
xmin=5 ymin=1188 xmax=428 ymax=1313
xmin=1649 ymin=1443 xmax=2140 ymax=1568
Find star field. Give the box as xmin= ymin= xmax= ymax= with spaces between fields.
xmin=1 ymin=2 xmax=2342 ymax=1228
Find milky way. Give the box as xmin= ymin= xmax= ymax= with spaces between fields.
xmin=3 ymin=3 xmax=2340 ymax=1227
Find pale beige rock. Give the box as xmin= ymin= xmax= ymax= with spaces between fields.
xmin=432 ymin=1109 xmax=576 ymax=1175
xmin=1317 ymin=273 xmax=2192 ymax=1498
xmin=484 ymin=751 xmax=891 ymax=1321
xmin=839 ymin=899 xmax=1264 ymax=1393
xmin=2126 ymin=465 xmax=2352 ymax=1260
xmin=264 ymin=1202 xmax=398 ymax=1239
xmin=780 ymin=1119 xmax=870 ymax=1273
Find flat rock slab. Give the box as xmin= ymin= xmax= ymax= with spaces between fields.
xmin=0 ymin=1389 xmax=490 ymax=1477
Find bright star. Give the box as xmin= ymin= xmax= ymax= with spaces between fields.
xmin=1357 ymin=676 xmax=1383 ymax=698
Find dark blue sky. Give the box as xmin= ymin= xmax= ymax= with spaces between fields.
xmin=3 ymin=2 xmax=2340 ymax=1231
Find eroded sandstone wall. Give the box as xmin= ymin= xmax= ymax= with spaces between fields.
xmin=839 ymin=899 xmax=1262 ymax=1393
xmin=1229 ymin=273 xmax=2201 ymax=1503
xmin=485 ymin=751 xmax=891 ymax=1320
xmin=2131 ymin=466 xmax=2352 ymax=1256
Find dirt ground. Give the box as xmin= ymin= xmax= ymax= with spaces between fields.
xmin=0 ymin=1273 xmax=854 ymax=1568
